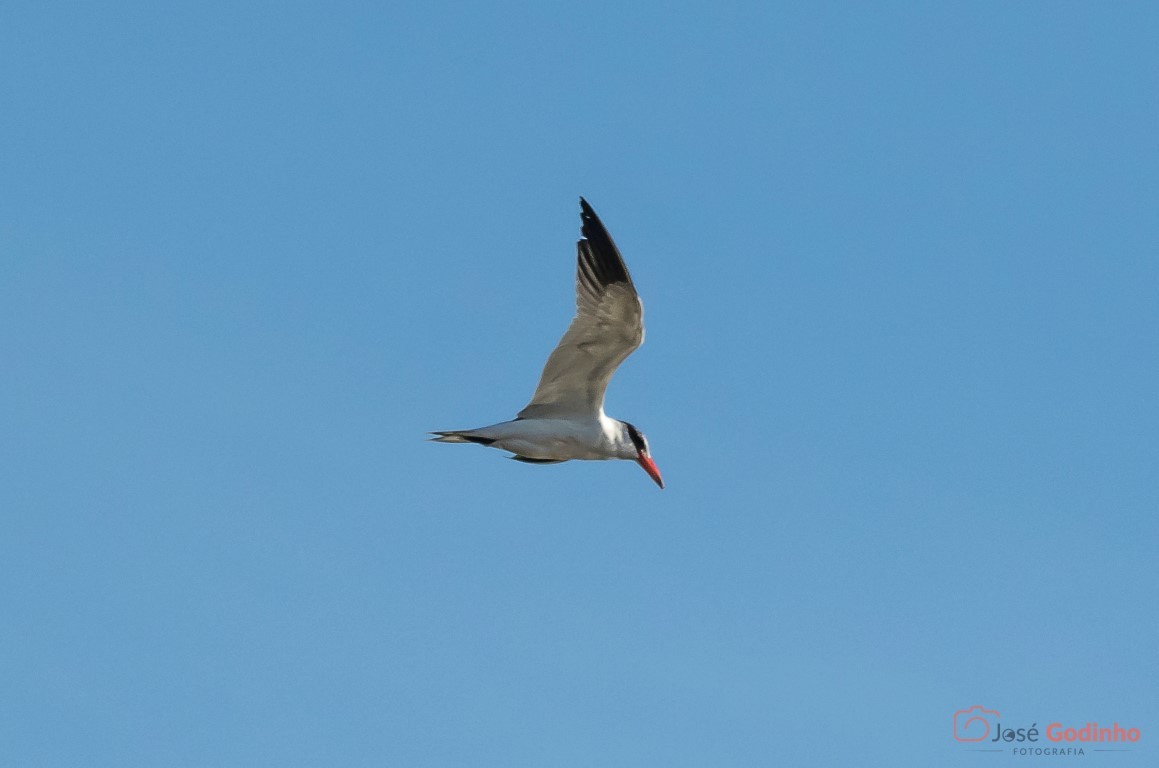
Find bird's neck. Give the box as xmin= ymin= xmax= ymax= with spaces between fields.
xmin=599 ymin=414 xmax=637 ymax=459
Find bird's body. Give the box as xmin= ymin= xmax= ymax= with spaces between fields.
xmin=431 ymin=199 xmax=663 ymax=489
xmin=431 ymin=414 xmax=635 ymax=462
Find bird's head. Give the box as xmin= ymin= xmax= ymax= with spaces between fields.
xmin=620 ymin=421 xmax=664 ymax=489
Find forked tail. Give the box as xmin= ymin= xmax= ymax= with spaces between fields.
xmin=428 ymin=430 xmax=495 ymax=446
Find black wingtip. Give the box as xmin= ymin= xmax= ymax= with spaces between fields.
xmin=579 ymin=197 xmax=601 ymax=225
xmin=576 ymin=197 xmax=632 ymax=287
xmin=578 ymin=198 xmax=608 ymax=240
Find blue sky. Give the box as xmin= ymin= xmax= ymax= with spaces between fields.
xmin=2 ymin=1 xmax=1157 ymax=765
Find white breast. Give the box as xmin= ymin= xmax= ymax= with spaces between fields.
xmin=472 ymin=416 xmax=619 ymax=461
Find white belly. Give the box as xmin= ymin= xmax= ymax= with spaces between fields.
xmin=474 ymin=417 xmax=614 ymax=461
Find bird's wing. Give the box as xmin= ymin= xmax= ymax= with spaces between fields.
xmin=516 ymin=198 xmax=645 ymax=420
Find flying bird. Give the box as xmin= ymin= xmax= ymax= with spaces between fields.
xmin=431 ymin=198 xmax=663 ymax=489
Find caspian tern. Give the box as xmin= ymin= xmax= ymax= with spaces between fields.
xmin=431 ymin=198 xmax=663 ymax=489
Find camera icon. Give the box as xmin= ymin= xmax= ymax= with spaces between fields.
xmin=953 ymin=705 xmax=1001 ymax=742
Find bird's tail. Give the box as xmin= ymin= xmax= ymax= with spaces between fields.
xmin=428 ymin=430 xmax=495 ymax=446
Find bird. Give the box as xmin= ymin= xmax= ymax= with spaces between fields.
xmin=431 ymin=198 xmax=663 ymax=489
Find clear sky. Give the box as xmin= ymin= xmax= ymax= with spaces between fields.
xmin=2 ymin=1 xmax=1157 ymax=766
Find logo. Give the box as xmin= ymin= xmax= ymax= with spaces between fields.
xmin=954 ymin=705 xmax=1001 ymax=742
xmin=952 ymin=705 xmax=1142 ymax=757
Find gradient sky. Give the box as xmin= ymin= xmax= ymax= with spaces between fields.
xmin=2 ymin=1 xmax=1157 ymax=766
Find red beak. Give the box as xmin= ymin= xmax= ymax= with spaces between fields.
xmin=636 ymin=454 xmax=664 ymax=489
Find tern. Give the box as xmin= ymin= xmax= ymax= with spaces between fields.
xmin=431 ymin=198 xmax=663 ymax=489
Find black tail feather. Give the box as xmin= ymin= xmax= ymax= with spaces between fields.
xmin=510 ymin=455 xmax=565 ymax=464
xmin=429 ymin=431 xmax=495 ymax=446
